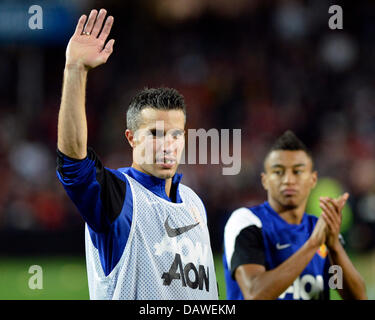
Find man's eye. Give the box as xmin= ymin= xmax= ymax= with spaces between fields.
xmin=294 ymin=170 xmax=302 ymax=175
xmin=150 ymin=130 xmax=164 ymax=137
xmin=172 ymin=131 xmax=184 ymax=139
xmin=274 ymin=171 xmax=283 ymax=175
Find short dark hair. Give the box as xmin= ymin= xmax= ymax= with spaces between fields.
xmin=126 ymin=87 xmax=186 ymax=131
xmin=265 ymin=130 xmax=314 ymax=167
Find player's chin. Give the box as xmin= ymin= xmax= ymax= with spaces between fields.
xmin=154 ymin=164 xmax=178 ymax=179
xmin=281 ymin=196 xmax=299 ymax=209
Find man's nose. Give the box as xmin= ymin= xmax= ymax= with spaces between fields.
xmin=159 ymin=134 xmax=175 ymax=153
xmin=282 ymin=170 xmax=296 ymax=184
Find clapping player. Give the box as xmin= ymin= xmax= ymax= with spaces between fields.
xmin=223 ymin=131 xmax=366 ymax=300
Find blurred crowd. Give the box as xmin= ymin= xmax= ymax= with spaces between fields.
xmin=0 ymin=0 xmax=374 ymax=253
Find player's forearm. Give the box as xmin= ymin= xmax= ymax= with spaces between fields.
xmin=328 ymin=242 xmax=367 ymax=300
xmin=57 ymin=64 xmax=88 ymax=159
xmin=245 ymin=239 xmax=320 ymax=300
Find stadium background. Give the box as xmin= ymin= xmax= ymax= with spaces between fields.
xmin=0 ymin=0 xmax=374 ymax=299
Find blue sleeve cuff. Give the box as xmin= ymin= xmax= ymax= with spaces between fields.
xmin=56 ymin=148 xmax=96 ymax=186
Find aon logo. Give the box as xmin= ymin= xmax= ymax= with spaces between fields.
xmin=279 ymin=274 xmax=324 ymax=300
xmin=161 ymin=253 xmax=209 ymax=291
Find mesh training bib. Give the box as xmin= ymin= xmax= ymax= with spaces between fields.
xmin=85 ymin=174 xmax=218 ymax=300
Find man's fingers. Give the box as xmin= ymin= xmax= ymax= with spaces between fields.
xmin=321 ymin=211 xmax=335 ymax=232
xmin=320 ymin=193 xmax=348 ymax=213
xmin=330 ymin=193 xmax=349 ymax=212
xmin=320 ymin=200 xmax=336 ymax=217
xmin=91 ymin=9 xmax=107 ymax=37
xmin=74 ymin=15 xmax=87 ymax=36
xmin=101 ymin=39 xmax=115 ymax=62
xmin=83 ymin=9 xmax=98 ymax=35
xmin=104 ymin=39 xmax=115 ymax=52
xmin=333 ymin=192 xmax=349 ymax=206
xmin=338 ymin=192 xmax=349 ymax=208
xmin=320 ymin=202 xmax=339 ymax=232
xmin=98 ymin=16 xmax=114 ymax=43
xmin=320 ymin=197 xmax=337 ymax=212
xmin=320 ymin=200 xmax=341 ymax=227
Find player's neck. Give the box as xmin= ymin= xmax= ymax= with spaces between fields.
xmin=268 ymin=199 xmax=305 ymax=224
xmin=131 ymin=162 xmax=173 ymax=198
xmin=164 ymin=178 xmax=172 ymax=198
xmin=278 ymin=209 xmax=304 ymax=224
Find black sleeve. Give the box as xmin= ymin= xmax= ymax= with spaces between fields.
xmin=56 ymin=147 xmax=127 ymax=229
xmin=230 ymin=225 xmax=265 ymax=278
xmin=89 ymin=148 xmax=127 ymax=223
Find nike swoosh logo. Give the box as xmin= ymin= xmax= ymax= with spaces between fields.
xmin=164 ymin=216 xmax=200 ymax=238
xmin=276 ymin=243 xmax=291 ymax=250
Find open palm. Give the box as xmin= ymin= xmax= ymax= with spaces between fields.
xmin=66 ymin=9 xmax=115 ymax=69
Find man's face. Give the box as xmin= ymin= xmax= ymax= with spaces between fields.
xmin=126 ymin=108 xmax=185 ymax=179
xmin=261 ymin=150 xmax=317 ymax=210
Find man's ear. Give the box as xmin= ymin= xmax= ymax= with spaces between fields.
xmin=125 ymin=129 xmax=135 ymax=148
xmin=311 ymin=170 xmax=318 ymax=189
xmin=261 ymin=172 xmax=268 ymax=191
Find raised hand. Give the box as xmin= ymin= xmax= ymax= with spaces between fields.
xmin=319 ymin=193 xmax=349 ymax=250
xmin=65 ymin=9 xmax=115 ymax=70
